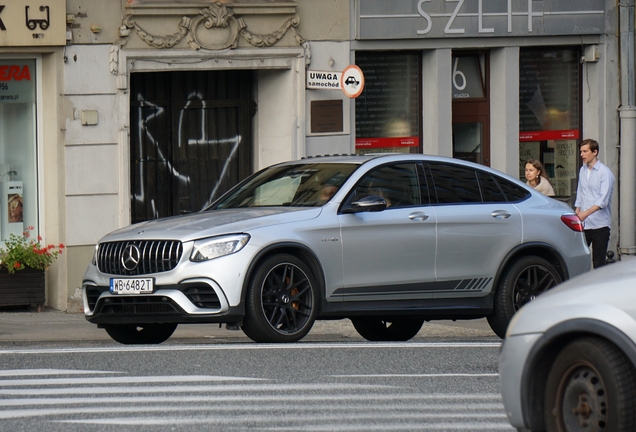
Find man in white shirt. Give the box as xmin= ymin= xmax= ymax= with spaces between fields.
xmin=574 ymin=138 xmax=616 ymax=268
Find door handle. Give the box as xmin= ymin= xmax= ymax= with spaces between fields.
xmin=491 ymin=210 xmax=511 ymax=219
xmin=409 ymin=212 xmax=429 ymax=221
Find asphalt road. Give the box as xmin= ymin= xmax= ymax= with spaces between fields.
xmin=0 ymin=339 xmax=512 ymax=431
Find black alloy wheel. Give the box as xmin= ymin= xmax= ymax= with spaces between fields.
xmin=242 ymin=253 xmax=318 ymax=343
xmin=103 ymin=323 xmax=178 ymax=344
xmin=351 ymin=317 xmax=425 ymax=342
xmin=544 ymin=337 xmax=636 ymax=432
xmin=488 ymin=256 xmax=561 ymax=338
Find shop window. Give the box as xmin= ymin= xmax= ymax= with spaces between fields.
xmin=519 ymin=48 xmax=581 ymax=198
xmin=355 ymin=52 xmax=421 ymax=154
xmin=0 ymin=59 xmax=38 ymax=244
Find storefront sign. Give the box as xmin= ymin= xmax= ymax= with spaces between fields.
xmin=358 ymin=0 xmax=604 ymax=40
xmin=0 ymin=61 xmax=35 ymax=103
xmin=356 ymin=137 xmax=419 ymax=149
xmin=307 ymin=71 xmax=342 ymax=90
xmin=0 ymin=0 xmax=65 ymax=46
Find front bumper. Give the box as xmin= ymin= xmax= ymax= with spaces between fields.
xmin=82 ymin=277 xmax=245 ymax=325
xmin=499 ymin=332 xmax=542 ymax=429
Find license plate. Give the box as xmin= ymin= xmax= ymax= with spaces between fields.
xmin=110 ymin=278 xmax=154 ymax=294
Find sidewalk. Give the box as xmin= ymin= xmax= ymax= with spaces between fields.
xmin=0 ymin=306 xmax=498 ymax=344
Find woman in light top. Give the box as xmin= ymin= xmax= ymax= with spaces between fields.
xmin=525 ymin=159 xmax=555 ymax=196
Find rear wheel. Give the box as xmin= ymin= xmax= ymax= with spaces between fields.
xmin=351 ymin=318 xmax=424 ymax=342
xmin=241 ymin=254 xmax=318 ymax=343
xmin=103 ymin=323 xmax=177 ymax=344
xmin=488 ymin=256 xmax=561 ymax=338
xmin=544 ymin=337 xmax=636 ymax=432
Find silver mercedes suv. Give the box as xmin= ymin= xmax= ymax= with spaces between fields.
xmin=82 ymin=154 xmax=590 ymax=344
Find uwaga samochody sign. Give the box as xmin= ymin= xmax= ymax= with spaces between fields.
xmin=357 ymin=0 xmax=605 ymax=39
xmin=0 ymin=0 xmax=65 ymax=46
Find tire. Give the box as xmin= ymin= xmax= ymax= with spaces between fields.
xmin=351 ymin=317 xmax=424 ymax=342
xmin=103 ymin=323 xmax=177 ymax=344
xmin=488 ymin=256 xmax=561 ymax=338
xmin=241 ymin=254 xmax=318 ymax=343
xmin=544 ymin=337 xmax=636 ymax=432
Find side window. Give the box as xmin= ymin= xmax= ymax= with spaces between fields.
xmin=496 ymin=176 xmax=531 ymax=202
xmin=345 ymin=163 xmax=421 ymax=208
xmin=478 ymin=171 xmax=507 ymax=203
xmin=428 ymin=163 xmax=481 ymax=204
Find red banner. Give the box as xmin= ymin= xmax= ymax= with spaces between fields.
xmin=355 ymin=137 xmax=419 ymax=149
xmin=519 ymin=130 xmax=579 ymax=142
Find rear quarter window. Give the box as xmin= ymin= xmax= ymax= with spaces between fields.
xmin=428 ymin=163 xmax=481 ymax=203
xmin=495 ymin=176 xmax=531 ymax=202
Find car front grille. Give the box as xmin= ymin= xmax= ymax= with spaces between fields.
xmin=97 ymin=240 xmax=183 ymax=276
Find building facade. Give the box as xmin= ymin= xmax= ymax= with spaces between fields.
xmin=0 ymin=0 xmax=632 ymax=311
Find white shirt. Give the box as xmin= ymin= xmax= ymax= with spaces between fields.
xmin=574 ymin=160 xmax=615 ymax=230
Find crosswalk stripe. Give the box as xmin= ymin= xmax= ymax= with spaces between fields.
xmin=0 ymin=341 xmax=501 ymax=355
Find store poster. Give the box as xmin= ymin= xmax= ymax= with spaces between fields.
xmin=4 ymin=182 xmax=24 ymax=238
xmin=553 ymin=140 xmax=578 ymax=196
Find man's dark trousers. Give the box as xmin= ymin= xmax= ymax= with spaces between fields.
xmin=585 ymin=227 xmax=610 ymax=268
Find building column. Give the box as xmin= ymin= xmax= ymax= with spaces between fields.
xmin=490 ymin=47 xmax=520 ymax=176
xmin=422 ymin=49 xmax=452 ymax=157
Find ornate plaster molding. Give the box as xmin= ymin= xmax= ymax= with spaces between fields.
xmin=120 ymin=2 xmax=305 ymax=51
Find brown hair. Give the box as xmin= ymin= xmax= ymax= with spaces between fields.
xmin=580 ymin=138 xmax=599 ymax=154
xmin=525 ymin=159 xmax=549 ymax=180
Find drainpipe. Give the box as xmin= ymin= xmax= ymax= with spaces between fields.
xmin=619 ymin=0 xmax=636 ymax=256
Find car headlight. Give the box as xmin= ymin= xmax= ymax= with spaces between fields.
xmin=190 ymin=234 xmax=250 ymax=262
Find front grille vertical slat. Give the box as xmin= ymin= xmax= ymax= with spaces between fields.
xmin=161 ymin=242 xmax=168 ymax=273
xmin=140 ymin=241 xmax=149 ymax=275
xmin=96 ymin=240 xmax=183 ymax=276
xmin=115 ymin=242 xmax=126 ymax=274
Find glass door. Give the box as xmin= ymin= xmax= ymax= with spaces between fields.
xmin=451 ymin=52 xmax=490 ymax=166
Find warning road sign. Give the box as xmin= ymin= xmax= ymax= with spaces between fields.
xmin=340 ymin=65 xmax=365 ymax=98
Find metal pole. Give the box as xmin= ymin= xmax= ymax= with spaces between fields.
xmin=619 ymin=0 xmax=636 ymax=256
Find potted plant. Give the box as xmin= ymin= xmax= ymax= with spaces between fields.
xmin=0 ymin=226 xmax=64 ymax=309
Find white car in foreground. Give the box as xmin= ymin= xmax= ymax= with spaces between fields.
xmin=500 ymin=259 xmax=636 ymax=432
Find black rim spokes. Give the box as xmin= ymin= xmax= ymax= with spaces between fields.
xmin=514 ymin=265 xmax=556 ymax=309
xmin=261 ymin=263 xmax=313 ymax=334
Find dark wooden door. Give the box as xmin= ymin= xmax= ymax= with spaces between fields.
xmin=130 ymin=70 xmax=254 ymax=223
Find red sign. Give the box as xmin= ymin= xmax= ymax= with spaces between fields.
xmin=0 ymin=65 xmax=31 ymax=81
xmin=519 ymin=129 xmax=579 ymax=142
xmin=355 ymin=137 xmax=419 ymax=149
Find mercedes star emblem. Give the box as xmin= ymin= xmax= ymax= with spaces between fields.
xmin=121 ymin=244 xmax=141 ymax=271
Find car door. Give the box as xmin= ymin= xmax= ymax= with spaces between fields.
xmin=427 ymin=162 xmax=522 ymax=297
xmin=337 ymin=162 xmax=437 ymax=302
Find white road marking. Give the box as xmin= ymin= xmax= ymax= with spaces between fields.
xmin=0 ymin=375 xmax=264 ymax=387
xmin=0 ymin=341 xmax=501 ymax=355
xmin=333 ymin=373 xmax=499 ymax=378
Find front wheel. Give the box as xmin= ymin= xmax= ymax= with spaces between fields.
xmin=241 ymin=254 xmax=318 ymax=343
xmin=351 ymin=318 xmax=424 ymax=342
xmin=488 ymin=256 xmax=561 ymax=338
xmin=103 ymin=323 xmax=178 ymax=344
xmin=544 ymin=337 xmax=636 ymax=432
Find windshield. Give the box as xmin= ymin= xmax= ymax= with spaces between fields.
xmin=211 ymin=163 xmax=359 ymax=209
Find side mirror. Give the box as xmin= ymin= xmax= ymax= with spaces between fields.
xmin=341 ymin=195 xmax=388 ymax=213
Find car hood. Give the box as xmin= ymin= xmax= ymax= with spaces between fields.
xmin=99 ymin=207 xmax=322 ymax=243
xmin=506 ymin=260 xmax=636 ymax=336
